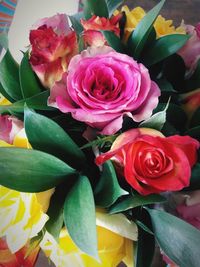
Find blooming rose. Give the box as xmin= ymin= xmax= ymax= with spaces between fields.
xmin=49 ymin=46 xmax=160 ymax=135
xmin=176 ymin=190 xmax=200 ymax=230
xmin=0 ymin=237 xmax=39 ymax=267
xmin=81 ymin=15 xmax=121 ymax=47
xmin=96 ymin=128 xmax=199 ymax=195
xmin=30 ymin=14 xmax=78 ymax=88
xmin=40 ymin=210 xmax=137 ymax=267
xmin=182 ymin=88 xmax=200 ymax=117
xmin=178 ymin=23 xmax=200 ymax=72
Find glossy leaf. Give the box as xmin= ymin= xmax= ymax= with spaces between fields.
xmin=109 ymin=194 xmax=166 ymax=214
xmin=25 ymin=107 xmax=86 ymax=170
xmin=19 ymin=52 xmax=43 ymax=98
xmin=0 ymin=50 xmax=22 ymax=100
xmin=64 ymin=175 xmax=98 ymax=259
xmin=0 ymin=147 xmax=76 ymax=192
xmin=95 ymin=161 xmax=128 ymax=207
xmin=102 ymin=30 xmax=126 ymax=53
xmin=0 ymin=82 xmax=15 ymax=103
xmin=135 ymin=210 xmax=155 ymax=267
xmin=147 ymin=208 xmax=200 ymax=267
xmin=0 ymin=90 xmax=54 ymax=114
xmin=140 ymin=100 xmax=170 ymax=131
xmin=144 ymin=34 xmax=190 ymax=66
xmin=186 ymin=126 xmax=200 ymax=141
xmin=83 ymin=0 xmax=109 ymax=19
xmin=127 ymin=0 xmax=165 ymax=59
xmin=105 ymin=0 xmax=124 ymax=17
xmin=69 ymin=13 xmax=84 ymax=35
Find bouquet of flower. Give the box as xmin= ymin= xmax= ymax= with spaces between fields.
xmin=0 ymin=0 xmax=200 ymax=266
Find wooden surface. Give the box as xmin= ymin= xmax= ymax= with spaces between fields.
xmin=126 ymin=0 xmax=200 ymax=25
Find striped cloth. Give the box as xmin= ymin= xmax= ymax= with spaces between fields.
xmin=0 ymin=0 xmax=18 ymax=33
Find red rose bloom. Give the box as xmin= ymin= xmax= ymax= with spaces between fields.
xmin=29 ymin=14 xmax=78 ymax=88
xmin=81 ymin=15 xmax=121 ymax=47
xmin=96 ymin=128 xmax=199 ymax=195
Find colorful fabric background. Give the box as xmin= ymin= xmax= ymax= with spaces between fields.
xmin=0 ymin=0 xmax=18 ymax=33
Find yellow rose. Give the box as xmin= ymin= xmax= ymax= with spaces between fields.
xmin=115 ymin=6 xmax=185 ymax=41
xmin=0 ymin=126 xmax=54 ymax=253
xmin=40 ymin=210 xmax=138 ymax=267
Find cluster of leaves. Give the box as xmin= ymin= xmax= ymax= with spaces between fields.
xmin=0 ymin=0 xmax=200 ymax=266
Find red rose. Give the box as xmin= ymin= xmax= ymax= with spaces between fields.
xmin=81 ymin=15 xmax=121 ymax=47
xmin=96 ymin=128 xmax=199 ymax=195
xmin=29 ymin=14 xmax=78 ymax=88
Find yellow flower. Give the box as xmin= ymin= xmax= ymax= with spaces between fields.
xmin=154 ymin=15 xmax=185 ymax=38
xmin=0 ymin=127 xmax=54 ymax=253
xmin=0 ymin=93 xmax=11 ymax=106
xmin=115 ymin=5 xmax=185 ymax=41
xmin=40 ymin=210 xmax=138 ymax=267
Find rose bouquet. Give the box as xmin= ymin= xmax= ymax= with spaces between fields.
xmin=0 ymin=0 xmax=200 ymax=266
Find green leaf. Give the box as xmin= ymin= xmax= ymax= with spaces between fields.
xmin=69 ymin=13 xmax=84 ymax=35
xmin=0 ymin=82 xmax=15 ymax=103
xmin=185 ymin=126 xmax=200 ymax=141
xmin=127 ymin=0 xmax=165 ymax=59
xmin=25 ymin=107 xmax=86 ymax=170
xmin=95 ymin=161 xmax=127 ymax=207
xmin=105 ymin=0 xmax=124 ymax=17
xmin=0 ymin=90 xmax=54 ymax=114
xmin=135 ymin=211 xmax=155 ymax=267
xmin=0 ymin=147 xmax=76 ymax=192
xmin=64 ymin=175 xmax=98 ymax=259
xmin=147 ymin=208 xmax=200 ymax=267
xmin=83 ymin=0 xmax=109 ymax=19
xmin=0 ymin=50 xmax=23 ymax=100
xmin=0 ymin=33 xmax=8 ymax=49
xmin=109 ymin=194 xmax=166 ymax=214
xmin=102 ymin=31 xmax=126 ymax=53
xmin=156 ymin=79 xmax=176 ymax=92
xmin=143 ymin=34 xmax=190 ymax=66
xmin=19 ymin=51 xmax=43 ymax=98
xmin=139 ymin=99 xmax=170 ymax=131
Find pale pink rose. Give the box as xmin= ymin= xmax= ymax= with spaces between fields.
xmin=30 ymin=14 xmax=78 ymax=88
xmin=178 ymin=23 xmax=200 ymax=72
xmin=176 ymin=190 xmax=200 ymax=229
xmin=0 ymin=115 xmax=23 ymax=144
xmin=49 ymin=46 xmax=160 ymax=135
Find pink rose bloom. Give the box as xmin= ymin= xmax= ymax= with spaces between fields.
xmin=176 ymin=190 xmax=200 ymax=229
xmin=0 ymin=115 xmax=23 ymax=144
xmin=178 ymin=23 xmax=200 ymax=72
xmin=49 ymin=46 xmax=160 ymax=135
xmin=30 ymin=14 xmax=78 ymax=88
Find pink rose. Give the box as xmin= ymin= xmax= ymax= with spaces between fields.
xmin=30 ymin=14 xmax=78 ymax=88
xmin=49 ymin=46 xmax=160 ymax=135
xmin=178 ymin=23 xmax=200 ymax=72
xmin=176 ymin=190 xmax=200 ymax=229
xmin=96 ymin=128 xmax=199 ymax=195
xmin=0 ymin=115 xmax=23 ymax=144
xmin=81 ymin=15 xmax=121 ymax=47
